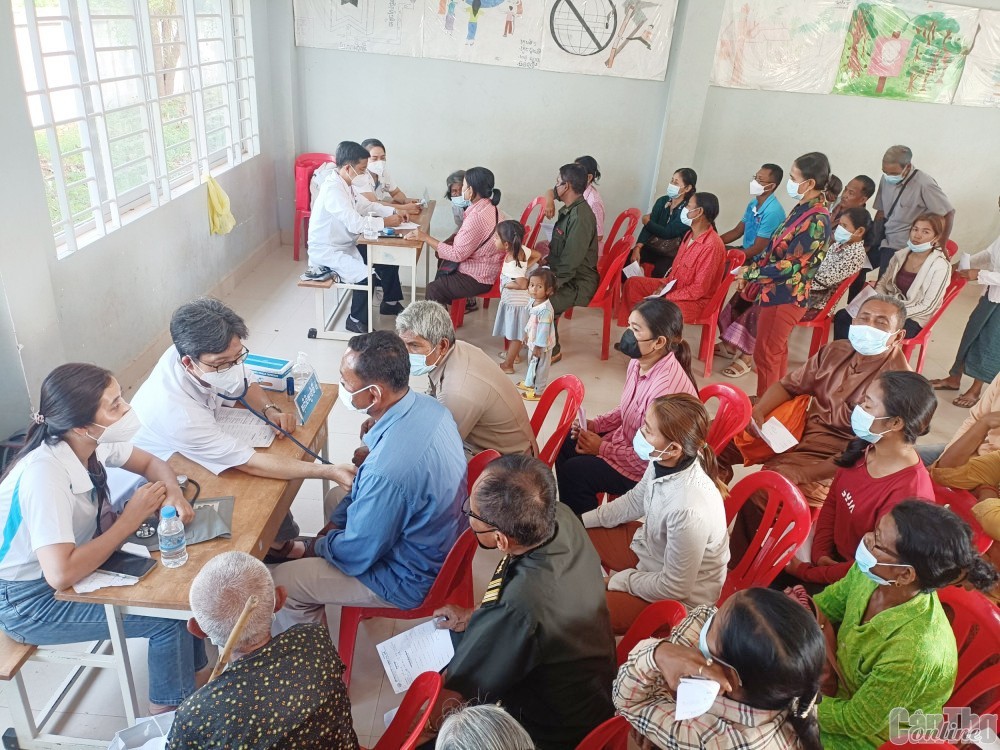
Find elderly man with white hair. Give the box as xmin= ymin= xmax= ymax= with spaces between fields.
xmin=396 ymin=300 xmax=536 ymax=458
xmin=166 ymin=552 xmax=358 ymax=750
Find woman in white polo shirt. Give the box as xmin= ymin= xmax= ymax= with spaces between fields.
xmin=0 ymin=363 xmax=207 ymax=714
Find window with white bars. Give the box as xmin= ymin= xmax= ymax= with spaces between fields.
xmin=11 ymin=0 xmax=258 ymax=257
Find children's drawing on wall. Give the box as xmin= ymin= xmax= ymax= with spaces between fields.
xmin=293 ymin=0 xmax=423 ymax=56
xmin=954 ymin=9 xmax=1000 ymax=107
xmin=539 ymin=0 xmax=677 ymax=79
xmin=504 ymin=0 xmax=523 ymax=37
xmin=833 ymin=1 xmax=981 ymax=104
xmin=423 ymin=0 xmax=544 ymax=66
xmin=466 ymin=0 xmax=482 ymax=44
xmin=711 ymin=0 xmax=854 ymax=94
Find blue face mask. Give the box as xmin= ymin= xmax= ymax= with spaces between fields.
xmin=848 ymin=324 xmax=896 ymax=356
xmin=850 ymin=404 xmax=892 ymax=444
xmin=907 ymin=239 xmax=934 ymax=253
xmin=855 ymin=537 xmax=910 ymax=586
xmin=632 ymin=431 xmax=667 ymax=462
xmin=786 ymin=178 xmax=804 ymax=200
xmin=451 ymin=196 xmax=470 ymax=209
xmin=665 ymin=183 xmax=681 ymax=199
xmin=834 ymin=225 xmax=853 ymax=244
xmin=408 ymin=352 xmax=437 ymax=377
xmin=883 ymin=172 xmax=904 ymax=185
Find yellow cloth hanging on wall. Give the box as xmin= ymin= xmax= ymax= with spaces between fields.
xmin=206 ymin=175 xmax=236 ymax=235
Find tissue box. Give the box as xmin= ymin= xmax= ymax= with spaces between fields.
xmin=107 ymin=712 xmax=174 ymax=749
xmin=245 ymin=353 xmax=292 ymax=392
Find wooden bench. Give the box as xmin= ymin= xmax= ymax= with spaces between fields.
xmin=298 ymin=276 xmax=370 ymax=342
xmin=2 ymin=631 xmax=113 ymax=748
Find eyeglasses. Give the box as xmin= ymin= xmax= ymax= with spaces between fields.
xmin=462 ymin=496 xmax=500 ymax=534
xmin=197 ymin=346 xmax=249 ymax=373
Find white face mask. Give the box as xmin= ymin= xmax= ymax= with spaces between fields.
xmin=88 ymin=408 xmax=142 ymax=444
xmin=749 ymin=179 xmax=767 ymax=196
xmin=368 ymin=160 xmax=385 ymax=177
xmin=339 ymin=381 xmax=379 ymax=413
xmin=195 ymin=362 xmax=248 ymax=397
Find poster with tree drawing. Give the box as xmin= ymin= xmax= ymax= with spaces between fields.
xmin=422 ymin=0 xmax=546 ymax=69
xmin=833 ymin=1 xmax=981 ymax=104
xmin=954 ymin=9 xmax=1000 ymax=107
xmin=711 ymin=0 xmax=854 ymax=95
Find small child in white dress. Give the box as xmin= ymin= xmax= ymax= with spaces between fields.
xmin=492 ymin=220 xmax=540 ymax=373
xmin=517 ymin=268 xmax=558 ymax=401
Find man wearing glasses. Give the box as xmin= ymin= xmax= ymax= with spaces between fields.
xmin=109 ymin=298 xmax=355 ymax=561
xmin=423 ymin=454 xmax=617 ymax=750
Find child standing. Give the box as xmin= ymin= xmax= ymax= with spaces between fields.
xmin=493 ymin=220 xmax=540 ymax=373
xmin=518 ymin=269 xmax=557 ymax=402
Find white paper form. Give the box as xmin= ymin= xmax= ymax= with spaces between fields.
xmin=844 ymin=284 xmax=877 ymax=319
xmin=760 ymin=417 xmax=799 ymax=454
xmin=216 ymin=408 xmax=275 ymax=448
xmin=622 ymin=261 xmax=644 ymax=279
xmin=396 ymin=222 xmax=420 ymax=230
xmin=72 ymin=572 xmax=140 ymax=594
xmin=646 ymin=279 xmax=677 ymax=299
xmin=376 ymin=619 xmax=454 ymax=694
xmin=675 ymin=677 xmax=721 ymax=720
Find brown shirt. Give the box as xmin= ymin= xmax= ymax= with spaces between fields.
xmin=428 ymin=340 xmax=537 ymax=457
xmin=764 ymin=340 xmax=911 ymax=485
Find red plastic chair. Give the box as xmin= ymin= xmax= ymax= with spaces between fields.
xmin=720 ymin=471 xmax=811 ymax=602
xmin=575 ymin=715 xmax=630 ymax=750
xmin=597 ymin=208 xmax=641 ymax=277
xmin=521 ymin=195 xmax=547 ymax=250
xmin=901 ymin=272 xmax=967 ymax=374
xmin=562 ymin=237 xmax=633 ymax=360
xmin=616 ymin=600 xmax=687 ymax=665
xmin=369 ymin=671 xmax=443 ymax=750
xmin=946 ymin=239 xmax=959 ymax=259
xmin=932 ymin=484 xmax=993 ymax=555
xmin=796 ymin=272 xmax=859 ymax=357
xmin=467 ymin=449 xmax=501 ymax=492
xmin=338 ymin=529 xmax=478 ymax=686
xmin=530 ymin=374 xmax=585 ymax=468
xmin=699 ymin=384 xmax=752 ymax=455
xmin=690 ymin=249 xmax=746 ymax=378
xmin=938 ymin=586 xmax=1000 ymax=719
xmin=293 ymin=152 xmax=334 ymax=261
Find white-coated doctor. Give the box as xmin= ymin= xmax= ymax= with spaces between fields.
xmin=108 ymin=298 xmax=356 ymax=562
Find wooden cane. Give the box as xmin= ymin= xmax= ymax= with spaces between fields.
xmin=208 ymin=594 xmax=259 ymax=682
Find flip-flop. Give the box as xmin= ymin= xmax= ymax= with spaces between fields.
xmin=722 ymin=359 xmax=752 ymax=378
xmin=953 ymin=393 xmax=982 ymax=408
xmin=929 ymin=378 xmax=961 ymax=391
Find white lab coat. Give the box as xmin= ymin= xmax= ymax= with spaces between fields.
xmin=307 ymin=170 xmax=385 ymax=281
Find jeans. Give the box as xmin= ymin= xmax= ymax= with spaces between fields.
xmin=0 ymin=577 xmax=207 ymax=705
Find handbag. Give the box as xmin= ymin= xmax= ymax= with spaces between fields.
xmin=435 ymin=207 xmax=499 ymax=279
xmin=869 ymin=169 xmax=918 ymax=251
xmin=733 ymin=394 xmax=811 ymax=466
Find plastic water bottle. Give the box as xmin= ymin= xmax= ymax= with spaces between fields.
xmin=157 ymin=506 xmax=188 ymax=568
xmin=291 ymin=351 xmax=315 ymax=394
xmin=363 ymin=212 xmax=378 ymax=241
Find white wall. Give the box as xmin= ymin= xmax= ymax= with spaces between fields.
xmin=0 ymin=0 xmax=281 ymax=430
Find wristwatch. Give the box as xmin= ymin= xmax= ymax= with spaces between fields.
xmin=262 ymin=403 xmax=282 ymax=416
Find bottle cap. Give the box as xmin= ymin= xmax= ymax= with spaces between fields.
xmin=161 ymin=506 xmax=177 ymax=518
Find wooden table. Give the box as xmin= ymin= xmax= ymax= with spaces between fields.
xmin=55 ymin=384 xmax=338 ymax=723
xmin=306 ymin=201 xmax=436 ymax=341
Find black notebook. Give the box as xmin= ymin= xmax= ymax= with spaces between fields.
xmin=97 ymin=550 xmax=157 ymax=580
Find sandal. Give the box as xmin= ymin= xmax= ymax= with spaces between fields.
xmin=263 ymin=537 xmax=315 ymax=564
xmin=953 ymin=392 xmax=982 ymax=408
xmin=722 ymin=358 xmax=752 ymax=378
xmin=714 ymin=342 xmax=738 ymax=358
xmin=498 ymin=350 xmax=524 ymax=364
xmin=929 ymin=377 xmax=961 ymax=391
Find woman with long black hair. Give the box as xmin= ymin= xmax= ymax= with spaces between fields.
xmin=0 ymin=363 xmax=207 ymax=714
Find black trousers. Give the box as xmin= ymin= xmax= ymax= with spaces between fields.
xmin=351 ymin=244 xmax=403 ymax=323
xmin=555 ymin=436 xmax=638 ymax=517
xmin=425 ymin=271 xmax=492 ymax=306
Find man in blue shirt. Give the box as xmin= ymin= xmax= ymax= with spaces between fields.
xmin=272 ymin=331 xmax=467 ymax=630
xmin=719 ymin=163 xmax=787 ymax=262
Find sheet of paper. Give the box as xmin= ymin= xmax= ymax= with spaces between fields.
xmin=577 ymin=407 xmax=586 ymax=429
xmin=861 ymin=255 xmax=873 ymax=271
xmin=646 ymin=279 xmax=677 ymax=299
xmin=397 ymin=221 xmax=420 ymax=230
xmin=384 ymin=706 xmax=399 ymax=729
xmin=622 ymin=261 xmax=644 ymax=279
xmin=675 ymin=677 xmax=721 ymax=721
xmin=760 ymin=417 xmax=799 ymax=454
xmin=958 ymin=253 xmax=971 ymax=271
xmin=844 ymin=284 xmax=877 ymax=319
xmin=216 ymin=408 xmax=275 ymax=448
xmin=72 ymin=571 xmax=142 ymax=594
xmin=730 ymin=266 xmax=742 ymax=276
xmin=121 ymin=542 xmax=151 ymax=558
xmin=376 ymin=619 xmax=454 ymax=694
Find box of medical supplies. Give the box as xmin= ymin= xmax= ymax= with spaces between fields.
xmin=246 ymin=353 xmax=292 ymax=392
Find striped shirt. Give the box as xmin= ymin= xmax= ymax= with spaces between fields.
xmin=590 ymin=353 xmax=698 ymax=481
xmin=437 ymin=198 xmax=504 ymax=284
xmin=616 ymin=607 xmax=803 ymax=750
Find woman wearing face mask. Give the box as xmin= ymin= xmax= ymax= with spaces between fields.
xmin=583 ymin=394 xmax=729 ymax=633
xmin=833 ymin=213 xmax=950 ymax=342
xmin=745 ymin=152 xmax=833 ymax=398
xmin=812 ymin=501 xmax=998 ymax=750
xmin=444 ymin=169 xmax=467 ymax=229
xmin=618 ymin=192 xmax=725 ymax=326
xmin=801 ymin=207 xmax=871 ymax=322
xmin=555 ymin=299 xmax=698 ymax=517
xmin=615 ymin=588 xmax=825 ymax=750
xmin=353 ymin=138 xmax=418 ymax=215
xmin=629 ymin=168 xmax=698 ymax=278
xmin=0 ymin=364 xmax=207 ymax=715
xmin=784 ymin=371 xmax=936 ymax=590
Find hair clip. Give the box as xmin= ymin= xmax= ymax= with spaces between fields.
xmin=31 ymin=411 xmax=45 ymax=425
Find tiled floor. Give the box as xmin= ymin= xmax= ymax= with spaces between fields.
xmin=0 ymin=245 xmax=984 ymax=747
